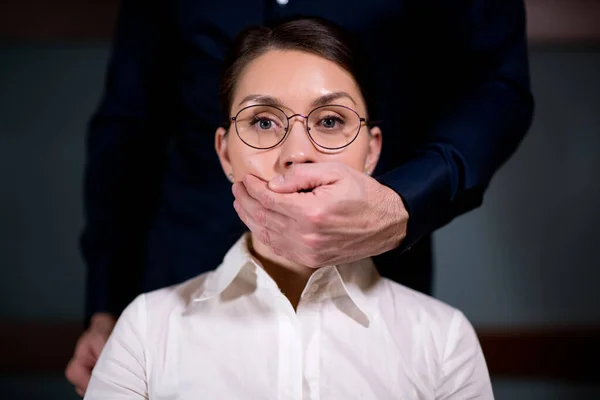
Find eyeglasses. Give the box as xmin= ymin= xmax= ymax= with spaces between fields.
xmin=230 ymin=104 xmax=368 ymax=150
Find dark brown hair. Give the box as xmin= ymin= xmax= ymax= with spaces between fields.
xmin=220 ymin=17 xmax=378 ymax=126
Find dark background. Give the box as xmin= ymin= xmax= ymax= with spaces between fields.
xmin=0 ymin=0 xmax=599 ymax=399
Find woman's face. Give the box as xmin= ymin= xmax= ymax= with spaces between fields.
xmin=215 ymin=49 xmax=382 ymax=182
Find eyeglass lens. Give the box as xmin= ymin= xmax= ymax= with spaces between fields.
xmin=234 ymin=105 xmax=361 ymax=150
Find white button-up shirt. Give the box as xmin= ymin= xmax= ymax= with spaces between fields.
xmin=85 ymin=234 xmax=493 ymax=399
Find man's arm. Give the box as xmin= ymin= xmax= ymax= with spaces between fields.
xmin=227 ymin=0 xmax=533 ymax=270
xmin=81 ymin=0 xmax=175 ymax=325
xmin=378 ymin=0 xmax=534 ymax=250
xmin=68 ymin=0 xmax=171 ymax=386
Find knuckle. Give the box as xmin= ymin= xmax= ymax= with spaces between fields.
xmin=65 ymin=364 xmax=74 ymax=380
xmin=65 ymin=361 xmax=81 ymax=382
xmin=254 ymin=207 xmax=267 ymax=225
xmin=236 ymin=206 xmax=247 ymax=222
xmin=260 ymin=228 xmax=271 ymax=247
xmin=307 ymin=209 xmax=325 ymax=229
xmin=302 ymin=233 xmax=319 ymax=249
xmin=260 ymin=191 xmax=274 ymax=209
xmin=278 ymin=219 xmax=290 ymax=234
xmin=400 ymin=208 xmax=409 ymax=219
xmin=74 ymin=332 xmax=90 ymax=352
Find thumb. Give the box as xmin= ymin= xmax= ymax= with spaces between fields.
xmin=268 ymin=163 xmax=340 ymax=193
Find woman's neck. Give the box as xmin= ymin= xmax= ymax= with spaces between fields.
xmin=249 ymin=233 xmax=314 ymax=309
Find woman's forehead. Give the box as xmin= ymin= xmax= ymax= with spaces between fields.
xmin=233 ymin=50 xmax=365 ymax=111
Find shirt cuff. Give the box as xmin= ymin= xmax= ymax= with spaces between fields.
xmin=376 ymin=151 xmax=452 ymax=252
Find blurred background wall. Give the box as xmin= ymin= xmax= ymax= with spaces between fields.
xmin=0 ymin=0 xmax=599 ymax=399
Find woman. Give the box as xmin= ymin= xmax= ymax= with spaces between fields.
xmin=85 ymin=18 xmax=493 ymax=399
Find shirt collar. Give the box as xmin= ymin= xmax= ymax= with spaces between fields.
xmin=188 ymin=233 xmax=380 ymax=323
xmin=334 ymin=258 xmax=380 ymax=324
xmin=190 ymin=233 xmax=255 ymax=302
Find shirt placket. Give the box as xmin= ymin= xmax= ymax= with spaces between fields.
xmin=299 ymin=269 xmax=330 ymax=400
xmin=298 ymin=300 xmax=321 ymax=400
xmin=276 ymin=295 xmax=303 ymax=400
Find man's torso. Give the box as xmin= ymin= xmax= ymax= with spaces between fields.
xmin=142 ymin=0 xmax=467 ymax=293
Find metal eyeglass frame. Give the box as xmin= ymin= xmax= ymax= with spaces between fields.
xmin=230 ymin=104 xmax=369 ymax=151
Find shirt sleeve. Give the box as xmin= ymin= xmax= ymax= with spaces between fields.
xmin=377 ymin=0 xmax=534 ymax=251
xmin=81 ymin=0 xmax=175 ymax=325
xmin=84 ymin=294 xmax=149 ymax=400
xmin=435 ymin=311 xmax=494 ymax=399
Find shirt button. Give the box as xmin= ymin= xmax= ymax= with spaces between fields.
xmin=309 ymin=285 xmax=319 ymax=295
xmin=276 ymin=0 xmax=288 ymax=5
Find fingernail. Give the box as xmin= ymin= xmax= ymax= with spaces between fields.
xmin=233 ymin=201 xmax=240 ymax=212
xmin=232 ymin=184 xmax=238 ymax=196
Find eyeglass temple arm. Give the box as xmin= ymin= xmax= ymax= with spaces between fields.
xmin=365 ymin=118 xmax=383 ymax=127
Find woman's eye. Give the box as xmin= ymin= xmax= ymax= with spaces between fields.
xmin=258 ymin=119 xmax=272 ymax=129
xmin=322 ymin=118 xmax=336 ymax=128
xmin=250 ymin=117 xmax=277 ymax=130
xmin=319 ymin=116 xmax=344 ymax=129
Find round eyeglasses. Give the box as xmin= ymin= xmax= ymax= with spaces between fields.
xmin=230 ymin=104 xmax=368 ymax=150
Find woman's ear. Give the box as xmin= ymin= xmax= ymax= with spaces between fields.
xmin=215 ymin=126 xmax=233 ymax=180
xmin=364 ymin=126 xmax=382 ymax=175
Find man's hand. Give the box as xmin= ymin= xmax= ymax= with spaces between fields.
xmin=65 ymin=312 xmax=116 ymax=397
xmin=232 ymin=162 xmax=408 ymax=268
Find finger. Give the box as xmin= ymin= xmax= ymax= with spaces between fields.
xmin=267 ymin=163 xmax=341 ymax=193
xmin=65 ymin=356 xmax=93 ymax=388
xmin=233 ymin=183 xmax=290 ymax=234
xmin=235 ymin=199 xmax=282 ymax=250
xmin=65 ymin=358 xmax=79 ymax=384
xmin=74 ymin=330 xmax=105 ymax=360
xmin=88 ymin=332 xmax=109 ymax=359
xmin=242 ymin=174 xmax=302 ymax=216
xmin=73 ymin=332 xmax=95 ymax=359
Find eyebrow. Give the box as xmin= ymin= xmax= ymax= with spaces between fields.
xmin=238 ymin=94 xmax=284 ymax=107
xmin=311 ymin=91 xmax=357 ymax=107
xmin=238 ymin=91 xmax=357 ymax=108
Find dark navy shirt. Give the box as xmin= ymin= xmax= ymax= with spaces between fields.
xmin=81 ymin=0 xmax=534 ymax=321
